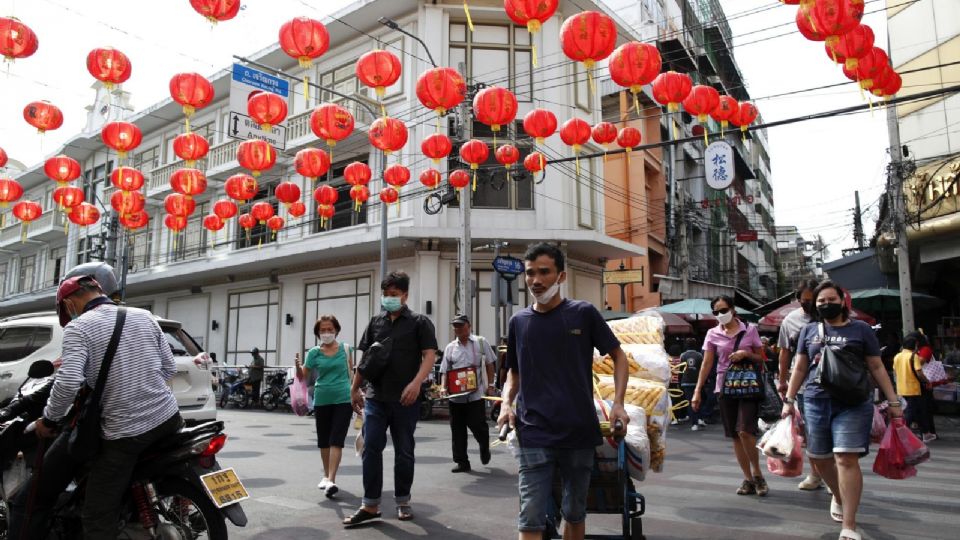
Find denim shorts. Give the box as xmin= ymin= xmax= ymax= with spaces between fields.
xmin=516 ymin=447 xmax=594 ymax=532
xmin=802 ymin=394 xmax=873 ymax=459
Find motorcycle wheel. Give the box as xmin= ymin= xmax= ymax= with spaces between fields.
xmin=155 ymin=478 xmax=228 ymax=540
xmin=238 ymin=390 xmax=252 ymax=410
xmin=261 ymin=391 xmax=277 ymax=412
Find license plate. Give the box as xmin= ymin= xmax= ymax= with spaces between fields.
xmin=199 ymin=468 xmax=249 ymax=508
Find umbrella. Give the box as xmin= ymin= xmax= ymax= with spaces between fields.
xmin=849 ymin=288 xmax=943 ymax=315
xmin=758 ymin=300 xmax=877 ymax=329
xmin=658 ymin=298 xmax=758 ymax=321
xmin=634 ymin=308 xmax=693 ymax=335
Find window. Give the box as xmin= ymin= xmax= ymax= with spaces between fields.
xmin=0 ymin=262 xmax=7 ymax=297
xmin=303 ymin=277 xmax=372 ymax=352
xmin=170 ymin=201 xmax=209 ymax=261
xmin=82 ymin=162 xmax=112 ymax=212
xmin=235 ymin=189 xmax=279 ymax=249
xmin=448 ymin=143 xmax=534 ymax=210
xmin=226 ymin=288 xmax=280 ymax=365
xmin=319 ymin=62 xmax=363 ymax=119
xmin=449 ymin=22 xmax=533 ymax=101
xmin=311 ymin=156 xmax=369 ymax=233
xmin=162 ymin=325 xmax=201 ymax=356
xmin=128 ymin=222 xmax=154 ymax=272
xmin=47 ymin=247 xmax=65 ymax=288
xmin=133 ymin=145 xmax=160 ymax=171
xmin=0 ymin=326 xmax=52 ymax=363
xmin=17 ymin=254 xmax=36 ymax=293
xmin=577 ymin=158 xmax=596 ymax=229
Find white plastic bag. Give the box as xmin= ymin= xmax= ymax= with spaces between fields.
xmin=594 ymin=400 xmax=650 ymax=481
xmin=759 ymin=417 xmax=795 ymax=461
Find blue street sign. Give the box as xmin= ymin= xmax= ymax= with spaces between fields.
xmin=231 ymin=64 xmax=289 ymax=96
xmin=492 ymin=256 xmax=524 ymax=279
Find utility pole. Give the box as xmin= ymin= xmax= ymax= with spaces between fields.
xmin=678 ymin=166 xmax=690 ymax=299
xmin=457 ymin=61 xmax=473 ymax=320
xmin=378 ymin=148 xmax=388 ymax=281
xmin=853 ymin=190 xmax=865 ymax=251
xmin=887 ymin=97 xmax=915 ymax=332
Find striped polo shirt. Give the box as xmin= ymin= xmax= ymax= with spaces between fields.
xmin=44 ymin=302 xmax=180 ymax=440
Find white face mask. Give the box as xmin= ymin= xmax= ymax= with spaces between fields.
xmin=319 ymin=333 xmax=336 ymax=345
xmin=533 ymin=281 xmax=561 ymax=305
xmin=716 ymin=311 xmax=734 ymax=325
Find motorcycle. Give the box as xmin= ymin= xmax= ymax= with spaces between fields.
xmin=218 ymin=368 xmax=254 ymax=410
xmin=259 ymin=370 xmax=291 ymax=412
xmin=0 ymin=361 xmax=248 ymax=539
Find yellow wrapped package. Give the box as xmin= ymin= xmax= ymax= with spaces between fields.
xmin=594 ymin=374 xmax=670 ymax=472
xmin=607 ymin=315 xmax=664 ymax=345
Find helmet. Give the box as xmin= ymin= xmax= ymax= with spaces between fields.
xmin=56 ymin=275 xmax=102 ymax=327
xmin=62 ymin=262 xmax=119 ymax=298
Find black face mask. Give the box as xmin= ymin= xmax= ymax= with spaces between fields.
xmin=817 ymin=302 xmax=843 ymax=320
xmin=801 ymin=301 xmax=815 ymax=316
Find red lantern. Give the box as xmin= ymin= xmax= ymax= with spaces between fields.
xmin=190 ymin=0 xmax=241 ymax=23
xmin=368 ymin=117 xmax=408 ymax=154
xmin=213 ymin=199 xmax=238 ymax=220
xmin=225 ymin=174 xmax=259 ymax=202
xmin=110 ymin=167 xmax=144 ymax=191
xmin=344 ymin=162 xmax=372 ymax=186
xmin=495 ymin=144 xmax=521 ymax=169
xmin=164 ymin=214 xmax=188 ymax=232
xmin=806 ymin=0 xmax=864 ymax=47
xmin=618 ymin=127 xmax=642 ymax=163
xmin=44 ymin=155 xmax=81 ymax=184
xmin=236 ymin=140 xmax=276 ymax=177
xmin=591 ymin=122 xmax=617 ymax=147
xmin=874 ymin=70 xmax=902 ymax=99
xmin=86 ymin=47 xmax=131 ymax=88
xmin=120 ymin=210 xmax=149 ymax=230
xmin=523 ymin=109 xmax=558 ymax=144
xmin=449 ymin=170 xmax=471 ymax=190
xmin=0 ymin=178 xmax=24 ymax=207
xmin=826 ymin=24 xmax=873 ymax=70
xmin=278 ymin=17 xmax=329 ymax=68
xmin=356 ymin=49 xmax=402 ymax=99
xmin=0 ymin=17 xmax=38 ymax=61
xmin=504 ymin=0 xmax=558 ymax=66
xmin=420 ymin=169 xmax=442 ymax=189
xmin=473 ymin=86 xmax=518 ymax=135
xmin=380 ymin=186 xmax=399 ymax=204
xmin=288 ymin=200 xmax=307 ymax=218
xmin=523 ymin=152 xmax=546 ymax=174
xmin=856 ymin=47 xmax=890 ymax=89
xmin=416 ymin=67 xmax=466 ymax=116
xmin=349 ymin=185 xmax=370 ymax=212
xmin=173 ymin=132 xmax=210 ymax=166
xmin=384 ymin=164 xmax=411 ymax=188
xmin=275 ymin=181 xmax=301 ymax=207
xmin=165 ymin=194 xmax=196 ymax=217
xmin=0 ymin=147 xmax=6 ymax=168
xmin=868 ymin=67 xmax=896 ymax=97
xmin=266 ymin=215 xmax=285 ymax=234
xmin=310 ymin=103 xmax=355 ymax=147
xmin=732 ymin=102 xmax=759 ymax=134
xmin=12 ymin=200 xmax=42 ymax=222
xmin=560 ymin=11 xmax=617 ymax=72
xmin=251 ymin=201 xmax=275 ymax=224
xmin=314 ymin=184 xmax=339 ymax=206
xmin=295 ymin=148 xmax=331 ymax=181
xmin=652 ymin=71 xmax=693 ymax=112
xmin=317 ymin=204 xmax=335 ymax=223
xmin=170 ymin=168 xmax=207 ymax=198
xmin=53 ymin=186 xmax=84 ymax=211
xmin=101 ymin=121 xmax=143 ymax=159
xmin=247 ymin=91 xmax=288 ymax=132
xmin=237 ymin=213 xmax=256 ymax=232
xmin=711 ymin=96 xmax=740 ymax=131
xmin=560 ymin=118 xmax=591 ymax=161
xmin=459 ymin=138 xmax=489 ymax=186
xmin=682 ymin=85 xmax=721 ymax=122
xmin=796 ymin=7 xmax=827 ymax=42
xmin=203 ymin=213 xmax=225 ymax=232
xmin=110 ymin=190 xmax=145 ymax=216
xmin=169 ymin=73 xmax=214 ymax=128
xmin=422 ymin=133 xmax=453 ymax=164
xmin=608 ymin=42 xmax=662 ymax=114
xmin=68 ymin=203 xmax=100 ymax=227
xmin=23 ymin=101 xmax=63 ymax=133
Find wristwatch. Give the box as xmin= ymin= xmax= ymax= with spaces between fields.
xmin=783 ymin=397 xmax=795 ymax=405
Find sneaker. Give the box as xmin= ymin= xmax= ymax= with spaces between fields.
xmin=754 ymin=476 xmax=769 ymax=497
xmin=317 ymin=478 xmax=330 ymax=491
xmin=691 ymin=424 xmax=701 ymax=431
xmin=696 ymin=419 xmax=707 ymax=427
xmin=798 ymin=475 xmax=823 ymax=491
xmin=670 ymin=419 xmax=679 ymax=426
xmin=325 ymin=483 xmax=339 ymax=498
xmin=736 ymin=479 xmax=756 ymax=496
xmin=480 ymin=446 xmax=491 ymax=465
xmin=451 ymin=463 xmax=471 ymax=473
xmin=923 ymin=433 xmax=938 ymax=443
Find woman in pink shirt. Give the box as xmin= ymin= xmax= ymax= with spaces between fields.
xmin=691 ymin=295 xmax=767 ymax=496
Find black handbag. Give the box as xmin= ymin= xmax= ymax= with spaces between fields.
xmin=68 ymin=307 xmax=126 ymax=461
xmin=721 ymin=330 xmax=765 ymax=400
xmin=357 ymin=337 xmax=392 ymax=382
xmin=814 ymin=323 xmax=870 ymax=405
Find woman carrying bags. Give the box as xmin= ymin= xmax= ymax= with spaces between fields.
xmin=783 ymin=281 xmax=903 ymax=540
xmin=691 ymin=295 xmax=768 ymax=496
xmin=295 ymin=315 xmax=355 ymax=498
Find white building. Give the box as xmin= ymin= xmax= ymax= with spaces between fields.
xmin=0 ymin=0 xmax=643 ymax=365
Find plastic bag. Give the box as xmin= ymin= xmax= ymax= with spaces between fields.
xmin=893 ymin=418 xmax=930 ymax=466
xmin=765 ymin=413 xmax=803 ymax=477
xmin=594 ymin=400 xmax=650 ymax=481
xmin=607 ymin=316 xmax=664 ymax=345
xmin=290 ymin=376 xmax=311 ymax=416
xmin=759 ymin=417 xmax=794 ymax=460
xmin=874 ymin=418 xmax=915 ymax=479
xmin=870 ymin=405 xmax=886 ymax=444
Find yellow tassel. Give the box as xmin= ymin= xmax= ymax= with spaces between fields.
xmin=304 ymin=75 xmax=310 ymax=108
xmin=380 ymin=101 xmax=386 ymax=118
xmin=634 ymin=92 xmax=641 ymax=118
xmin=436 ymin=115 xmax=440 ymax=133
xmin=586 ymin=66 xmax=596 ymax=98
xmin=672 ymin=120 xmax=678 ymax=141
xmin=472 ymin=170 xmax=477 ymax=192
xmin=463 ymin=1 xmax=474 ymax=32
xmin=703 ymin=129 xmax=708 ymax=146
xmin=257 ymin=235 xmax=262 ymax=250
xmin=626 ymin=148 xmax=631 ymax=166
xmin=575 ymin=153 xmax=581 ymax=177
xmin=21 ymin=223 xmax=27 ymax=243
xmin=532 ymin=42 xmax=538 ymax=68
xmin=493 ymin=130 xmax=497 ymax=151
xmin=185 ymin=116 xmax=191 ymax=133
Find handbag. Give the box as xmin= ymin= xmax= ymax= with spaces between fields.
xmin=68 ymin=306 xmax=126 ymax=462
xmin=721 ymin=330 xmax=765 ymax=400
xmin=921 ymin=357 xmax=948 ymax=385
xmin=357 ymin=337 xmax=392 ymax=382
xmin=814 ymin=323 xmax=870 ymax=405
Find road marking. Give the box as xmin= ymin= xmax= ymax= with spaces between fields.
xmin=253 ymin=495 xmax=316 ymax=510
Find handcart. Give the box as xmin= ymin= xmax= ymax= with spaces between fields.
xmin=543 ymin=438 xmax=646 ymax=540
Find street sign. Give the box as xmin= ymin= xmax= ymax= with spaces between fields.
xmin=705 ymin=141 xmax=734 ymax=190
xmin=229 ymin=63 xmax=289 ymax=149
xmin=736 ymin=230 xmax=758 ymax=242
xmin=492 ymin=256 xmax=524 ymax=280
xmin=603 ymin=268 xmax=644 ymax=285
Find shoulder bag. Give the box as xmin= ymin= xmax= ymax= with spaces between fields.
xmin=357 ymin=337 xmax=392 ymax=382
xmin=68 ymin=307 xmax=127 ymax=461
xmin=721 ymin=329 xmax=765 ymax=401
xmin=814 ymin=322 xmax=870 ymax=405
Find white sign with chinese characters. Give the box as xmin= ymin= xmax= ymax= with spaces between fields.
xmin=705 ymin=141 xmax=734 ymax=190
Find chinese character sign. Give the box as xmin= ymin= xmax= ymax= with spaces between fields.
xmin=705 ymin=141 xmax=734 ymax=190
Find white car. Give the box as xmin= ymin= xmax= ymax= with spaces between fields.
xmin=0 ymin=311 xmax=217 ymax=424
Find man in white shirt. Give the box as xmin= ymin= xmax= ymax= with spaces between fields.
xmin=441 ymin=315 xmax=496 ymax=473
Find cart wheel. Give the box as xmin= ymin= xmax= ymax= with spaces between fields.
xmin=630 ymin=517 xmax=644 ymax=540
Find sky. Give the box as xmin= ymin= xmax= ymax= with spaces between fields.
xmin=1 ymin=0 xmax=891 ymax=263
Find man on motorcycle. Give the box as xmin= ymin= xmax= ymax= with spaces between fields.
xmin=9 ymin=263 xmax=183 ymax=540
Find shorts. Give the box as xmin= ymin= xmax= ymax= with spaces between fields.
xmin=516 ymin=447 xmax=594 ymax=532
xmin=315 ymin=402 xmax=353 ymax=448
xmin=718 ymin=396 xmax=759 ymax=438
xmin=802 ymin=395 xmax=873 ymax=459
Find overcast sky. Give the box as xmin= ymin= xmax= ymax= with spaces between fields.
xmin=1 ymin=0 xmax=890 ymax=262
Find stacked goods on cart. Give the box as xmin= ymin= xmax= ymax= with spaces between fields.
xmin=592 ymin=344 xmax=672 ymax=384
xmin=594 ymin=399 xmax=650 ymax=481
xmin=594 ymin=375 xmax=670 ymax=472
xmin=607 ymin=315 xmax=664 ymax=345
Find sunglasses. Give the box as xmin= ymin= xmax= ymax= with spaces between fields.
xmin=712 ymin=308 xmax=731 ymax=316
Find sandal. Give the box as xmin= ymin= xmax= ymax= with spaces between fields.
xmin=397 ymin=504 xmax=414 ymax=521
xmin=754 ymin=476 xmax=769 ymax=497
xmin=830 ymin=497 xmax=843 ymax=523
xmin=839 ymin=528 xmax=861 ymax=540
xmin=736 ymin=479 xmax=756 ymax=495
xmin=343 ymin=508 xmax=381 ymax=527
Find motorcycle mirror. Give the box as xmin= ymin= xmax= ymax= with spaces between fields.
xmin=27 ymin=360 xmax=55 ymax=379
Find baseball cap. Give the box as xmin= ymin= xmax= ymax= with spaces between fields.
xmin=451 ymin=314 xmax=470 ymax=325
xmin=56 ymin=276 xmax=101 ymax=327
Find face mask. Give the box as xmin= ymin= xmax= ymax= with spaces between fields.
xmin=319 ymin=333 xmax=336 ymax=345
xmin=801 ymin=301 xmax=815 ymax=316
xmin=381 ymin=295 xmax=403 ymax=313
xmin=817 ymin=302 xmax=843 ymax=320
xmin=716 ymin=311 xmax=734 ymax=325
xmin=533 ymin=281 xmax=560 ymax=305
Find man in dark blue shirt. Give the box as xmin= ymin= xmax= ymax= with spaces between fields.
xmin=498 ymin=243 xmax=630 ymax=540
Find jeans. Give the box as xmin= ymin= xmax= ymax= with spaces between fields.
xmin=449 ymin=399 xmax=489 ymax=466
xmin=516 ymin=447 xmax=594 ymax=532
xmin=681 ymin=385 xmax=700 ymax=424
xmin=803 ymin=395 xmax=872 ymax=458
xmin=904 ymin=395 xmax=934 ymax=435
xmin=362 ymin=398 xmax=420 ymax=507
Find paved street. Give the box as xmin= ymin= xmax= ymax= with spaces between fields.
xmin=217 ymin=409 xmax=960 ymax=539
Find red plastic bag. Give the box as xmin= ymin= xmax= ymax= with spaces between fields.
xmin=290 ymin=376 xmax=311 ymax=416
xmin=767 ymin=412 xmax=804 ymax=477
xmin=870 ymin=405 xmax=886 ymax=444
xmin=873 ymin=418 xmax=916 ymax=479
xmin=893 ymin=418 xmax=930 ymax=466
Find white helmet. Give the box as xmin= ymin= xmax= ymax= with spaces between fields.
xmin=62 ymin=262 xmax=119 ymax=298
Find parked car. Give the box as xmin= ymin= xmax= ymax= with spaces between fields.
xmin=0 ymin=311 xmax=216 ymax=423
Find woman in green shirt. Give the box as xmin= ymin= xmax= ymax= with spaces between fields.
xmin=295 ymin=315 xmax=354 ymax=498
